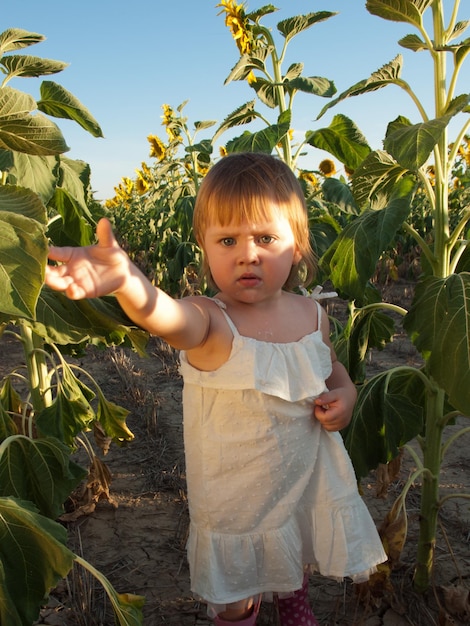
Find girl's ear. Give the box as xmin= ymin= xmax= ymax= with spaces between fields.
xmin=293 ymin=248 xmax=303 ymax=266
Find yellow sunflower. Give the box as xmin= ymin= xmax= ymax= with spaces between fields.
xmin=147 ymin=135 xmax=166 ymax=161
xmin=318 ymin=159 xmax=336 ymax=177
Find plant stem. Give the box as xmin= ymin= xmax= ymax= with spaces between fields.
xmin=19 ymin=321 xmax=52 ymax=414
xmin=413 ymin=382 xmax=446 ymax=592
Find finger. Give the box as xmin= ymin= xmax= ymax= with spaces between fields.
xmin=44 ymin=266 xmax=74 ymax=291
xmin=47 ymin=245 xmax=74 ymax=263
xmin=96 ymin=218 xmax=118 ymax=248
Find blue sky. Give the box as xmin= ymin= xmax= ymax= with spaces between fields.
xmin=3 ymin=1 xmax=469 ymax=201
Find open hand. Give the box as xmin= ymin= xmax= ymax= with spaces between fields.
xmin=45 ymin=218 xmax=130 ymax=299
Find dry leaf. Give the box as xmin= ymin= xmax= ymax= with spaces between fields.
xmin=379 ymin=495 xmax=408 ymax=566
xmin=441 ymin=584 xmax=470 ymax=619
xmin=376 ymin=449 xmax=404 ymax=498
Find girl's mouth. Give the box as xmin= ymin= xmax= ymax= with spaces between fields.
xmin=238 ymin=273 xmax=261 ymax=287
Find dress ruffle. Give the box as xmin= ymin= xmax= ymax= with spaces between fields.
xmin=180 ymin=329 xmax=332 ymax=403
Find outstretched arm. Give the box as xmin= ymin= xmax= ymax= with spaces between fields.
xmin=45 ymin=218 xmax=209 ymax=350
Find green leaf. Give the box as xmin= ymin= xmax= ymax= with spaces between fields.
xmin=0 ymin=183 xmax=47 ymax=223
xmin=366 ymin=0 xmax=433 ymax=27
xmin=0 ymin=197 xmax=48 ymax=319
xmin=449 ymin=21 xmax=470 ymax=42
xmin=0 ymin=28 xmax=44 ymax=53
xmin=343 ymin=367 xmax=425 ymax=478
xmin=250 ymin=77 xmax=278 ymax=108
xmin=33 ymin=289 xmax=149 ymax=354
xmin=213 ymin=100 xmax=258 ymax=143
xmin=56 ymin=157 xmax=94 ymax=220
xmin=286 ymin=75 xmax=336 ymax=98
xmin=226 ymin=110 xmax=291 ymax=154
xmin=47 ymin=187 xmax=94 ymax=246
xmin=96 ymin=390 xmax=133 ymax=445
xmin=247 ymin=5 xmax=278 ymax=22
xmin=398 ymin=33 xmax=427 ymax=51
xmin=306 ymin=114 xmax=371 ymax=170
xmin=384 ymin=115 xmax=451 ymax=170
xmin=0 ymin=436 xmax=86 ymax=517
xmin=335 ymin=308 xmax=396 ymax=384
xmin=36 ymin=392 xmax=95 ymax=448
xmin=3 ymin=152 xmax=59 ymax=203
xmin=194 ymin=119 xmax=217 ymax=131
xmin=404 ymin=274 xmax=470 ymax=413
xmin=38 ymin=81 xmax=103 ymax=138
xmin=0 ymin=396 xmax=18 ymax=442
xmin=0 ymin=496 xmax=74 ymax=626
xmin=0 ymin=87 xmax=68 ymax=155
xmin=277 ymin=11 xmax=337 ymax=43
xmin=317 ymin=55 xmax=403 ymax=119
xmin=1 ymin=55 xmax=68 ymax=79
xmin=0 ymin=112 xmax=68 ymax=155
xmin=284 ymin=62 xmax=303 ymax=81
xmin=321 ymin=179 xmax=413 ymax=301
xmin=321 ymin=177 xmax=359 ymax=215
xmin=352 ymin=150 xmax=411 ymax=208
xmin=224 ymin=48 xmax=270 ymax=84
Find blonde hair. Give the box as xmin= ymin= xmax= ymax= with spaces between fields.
xmin=193 ymin=152 xmax=316 ymax=291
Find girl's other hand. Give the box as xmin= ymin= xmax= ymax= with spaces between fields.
xmin=45 ymin=218 xmax=129 ymax=300
xmin=313 ymin=388 xmax=354 ymax=432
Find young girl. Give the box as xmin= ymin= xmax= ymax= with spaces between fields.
xmin=45 ymin=153 xmax=386 ymax=625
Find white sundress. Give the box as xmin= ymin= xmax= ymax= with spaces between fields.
xmin=179 ymin=298 xmax=386 ymax=605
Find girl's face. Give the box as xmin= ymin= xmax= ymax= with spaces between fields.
xmin=202 ymin=210 xmax=302 ymax=305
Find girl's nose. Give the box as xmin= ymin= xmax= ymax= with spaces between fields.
xmin=238 ymin=239 xmax=259 ymax=264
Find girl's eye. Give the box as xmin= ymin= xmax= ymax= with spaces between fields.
xmin=221 ymin=237 xmax=235 ymax=246
xmin=259 ymin=235 xmax=274 ymax=244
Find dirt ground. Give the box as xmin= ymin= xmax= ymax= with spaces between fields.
xmin=2 ymin=282 xmax=470 ymax=625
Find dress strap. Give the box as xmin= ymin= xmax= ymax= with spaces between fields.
xmin=211 ymin=298 xmax=240 ymax=337
xmin=315 ymin=300 xmax=323 ymax=332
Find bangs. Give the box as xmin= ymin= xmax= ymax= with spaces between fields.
xmin=201 ymin=181 xmax=295 ymax=230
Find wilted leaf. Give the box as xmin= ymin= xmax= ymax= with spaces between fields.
xmin=379 ymin=495 xmax=408 ymax=565
xmin=441 ymin=584 xmax=470 ymax=619
xmin=96 ymin=390 xmax=134 ymax=445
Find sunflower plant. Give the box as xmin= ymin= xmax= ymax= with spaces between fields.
xmin=0 ymin=27 xmax=145 ymax=624
xmin=311 ymin=0 xmax=470 ymax=593
xmin=215 ymin=1 xmax=352 ymax=168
